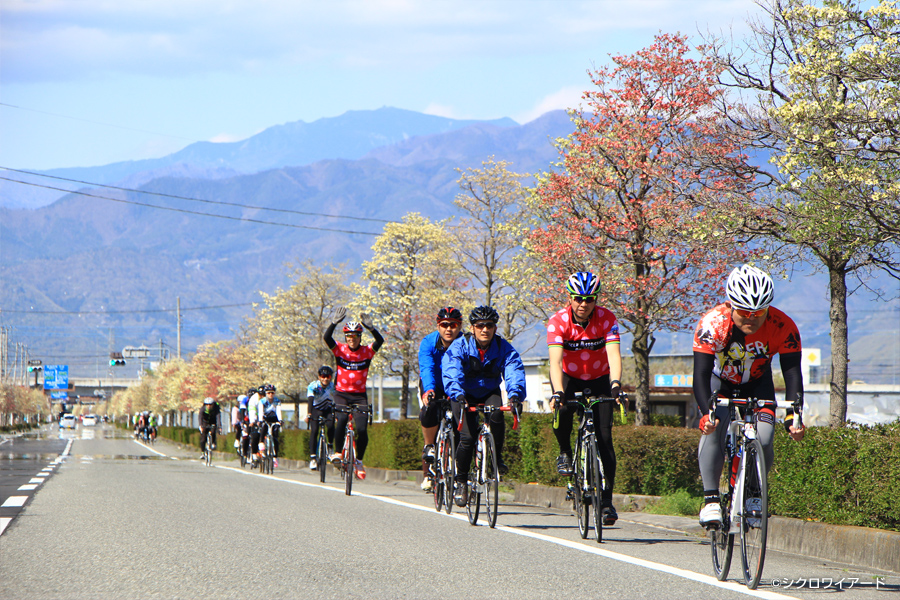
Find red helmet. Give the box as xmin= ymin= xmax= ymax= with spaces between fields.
xmin=437 ymin=307 xmax=462 ymax=323
xmin=343 ymin=322 xmax=363 ymax=334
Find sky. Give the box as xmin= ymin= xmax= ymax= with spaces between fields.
xmin=0 ymin=0 xmax=763 ymax=171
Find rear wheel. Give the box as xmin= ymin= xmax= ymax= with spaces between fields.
xmin=432 ymin=437 xmax=444 ymax=512
xmin=317 ymin=431 xmax=328 ymax=484
xmin=205 ymin=434 xmax=213 ymax=467
xmin=483 ymin=434 xmax=499 ymax=529
xmin=740 ymin=439 xmax=768 ymax=589
xmin=574 ymin=441 xmax=589 ymax=539
xmin=466 ymin=471 xmax=480 ymax=525
xmin=588 ymin=437 xmax=603 ymax=543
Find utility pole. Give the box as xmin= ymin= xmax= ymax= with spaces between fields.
xmin=176 ymin=296 xmax=182 ymax=360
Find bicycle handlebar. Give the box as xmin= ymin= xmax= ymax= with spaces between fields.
xmin=708 ymin=392 xmax=804 ymax=428
xmin=458 ymin=403 xmax=519 ymax=431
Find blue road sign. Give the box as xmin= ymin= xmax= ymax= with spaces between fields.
xmin=43 ymin=365 xmax=69 ymax=390
xmin=654 ymin=374 xmax=693 ymax=387
xmin=50 ymin=391 xmax=69 ymax=401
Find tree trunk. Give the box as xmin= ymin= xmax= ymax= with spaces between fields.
xmin=399 ymin=363 xmax=410 ymax=420
xmin=828 ymin=265 xmax=849 ymax=428
xmin=631 ymin=321 xmax=652 ymax=426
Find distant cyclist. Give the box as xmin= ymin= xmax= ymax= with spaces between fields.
xmin=417 ymin=306 xmax=464 ymax=492
xmin=694 ymin=264 xmax=806 ymax=527
xmin=442 ymin=305 xmax=525 ymax=507
xmin=305 ymin=365 xmax=336 ymax=471
xmin=199 ymin=397 xmax=222 ymax=459
xmin=323 ymin=306 xmax=384 ymax=480
xmin=232 ymin=392 xmax=252 ymax=454
xmin=547 ymin=271 xmax=625 ymax=526
xmin=249 ymin=384 xmax=283 ymax=467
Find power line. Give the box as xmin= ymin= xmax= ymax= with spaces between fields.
xmin=0 ymin=102 xmax=197 ymax=142
xmin=0 ymin=176 xmax=382 ymax=236
xmin=1 ymin=167 xmax=394 ymax=225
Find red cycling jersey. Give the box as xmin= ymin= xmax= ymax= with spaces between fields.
xmin=331 ymin=343 xmax=376 ymax=393
xmin=547 ymin=305 xmax=621 ymax=381
xmin=693 ymin=303 xmax=801 ymax=385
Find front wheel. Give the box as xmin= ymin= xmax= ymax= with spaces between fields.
xmin=588 ymin=437 xmax=603 ymax=543
xmin=483 ymin=434 xmax=499 ymax=529
xmin=317 ymin=432 xmax=328 ymax=484
xmin=442 ymin=428 xmax=455 ymax=515
xmin=205 ymin=435 xmax=213 ymax=467
xmin=574 ymin=442 xmax=589 ymax=539
xmin=344 ymin=438 xmax=355 ymax=496
xmin=740 ymin=438 xmax=768 ymax=589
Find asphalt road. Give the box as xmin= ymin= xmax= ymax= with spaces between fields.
xmin=0 ymin=424 xmax=894 ymax=600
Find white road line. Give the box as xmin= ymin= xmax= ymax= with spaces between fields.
xmin=1 ymin=496 xmax=28 ymax=508
xmin=0 ymin=438 xmax=11 ymax=446
xmin=0 ymin=517 xmax=11 ymax=535
xmin=28 ymin=478 xmax=43 ymax=484
xmin=18 ymin=484 xmax=39 ymax=491
xmin=34 ymin=473 xmax=48 ymax=478
xmin=133 ymin=440 xmax=168 ymax=457
xmin=210 ymin=464 xmax=796 ymax=599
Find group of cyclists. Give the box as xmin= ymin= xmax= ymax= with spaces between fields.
xmin=132 ymin=410 xmax=158 ymax=442
xmin=188 ymin=263 xmax=806 ymax=530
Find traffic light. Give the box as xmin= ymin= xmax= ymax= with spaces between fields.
xmin=109 ymin=352 xmax=126 ymax=367
xmin=27 ymin=366 xmax=43 ymax=373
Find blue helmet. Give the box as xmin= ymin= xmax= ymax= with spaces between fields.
xmin=238 ymin=395 xmax=249 ymax=409
xmin=565 ymin=272 xmax=600 ymax=296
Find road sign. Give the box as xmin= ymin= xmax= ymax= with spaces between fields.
xmin=123 ymin=345 xmax=151 ymax=359
xmin=27 ymin=359 xmax=42 ymax=366
xmin=50 ymin=391 xmax=69 ymax=401
xmin=654 ymin=374 xmax=693 ymax=387
xmin=43 ymin=365 xmax=69 ymax=390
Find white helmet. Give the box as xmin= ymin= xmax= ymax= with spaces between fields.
xmin=726 ymin=265 xmax=774 ymax=311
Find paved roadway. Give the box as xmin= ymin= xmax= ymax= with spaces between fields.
xmin=0 ymin=424 xmax=895 ymax=600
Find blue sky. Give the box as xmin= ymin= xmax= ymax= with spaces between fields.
xmin=1 ymin=0 xmax=758 ymax=171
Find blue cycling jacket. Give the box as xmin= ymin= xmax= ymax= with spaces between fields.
xmin=441 ymin=332 xmax=526 ymax=402
xmin=418 ymin=330 xmax=461 ymax=398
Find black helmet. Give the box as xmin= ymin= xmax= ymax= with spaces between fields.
xmin=317 ymin=365 xmax=334 ymax=377
xmin=469 ymin=305 xmax=499 ymax=324
xmin=261 ymin=383 xmax=276 ymax=393
xmin=437 ymin=306 xmax=463 ymax=323
xmin=247 ymin=387 xmax=258 ymax=397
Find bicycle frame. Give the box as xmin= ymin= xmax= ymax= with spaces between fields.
xmin=460 ymin=403 xmax=519 ymax=528
xmin=334 ymin=404 xmax=372 ymax=495
xmin=431 ymin=399 xmax=455 ymax=514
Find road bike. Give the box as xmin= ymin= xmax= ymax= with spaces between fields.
xmin=260 ymin=420 xmax=280 ymax=475
xmin=202 ymin=428 xmax=215 ymax=467
xmin=429 ymin=398 xmax=455 ymax=514
xmin=461 ymin=403 xmax=518 ymax=528
xmin=334 ymin=404 xmax=372 ymax=496
xmin=559 ymin=390 xmax=624 ymax=543
xmin=706 ymin=391 xmax=803 ymax=589
xmin=236 ymin=421 xmax=249 ymax=468
xmin=313 ymin=406 xmax=334 ymax=484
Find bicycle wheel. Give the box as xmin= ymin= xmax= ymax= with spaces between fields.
xmin=711 ymin=461 xmax=735 ymax=581
xmin=317 ymin=431 xmax=327 ymax=483
xmin=239 ymin=437 xmax=246 ymax=468
xmin=466 ymin=471 xmax=480 ymax=525
xmin=205 ymin=434 xmax=212 ymax=467
xmin=442 ymin=427 xmax=455 ymax=515
xmin=432 ymin=435 xmax=444 ymax=512
xmin=740 ymin=438 xmax=768 ymax=589
xmin=344 ymin=435 xmax=355 ymax=496
xmin=483 ymin=433 xmax=500 ymax=529
xmin=588 ymin=437 xmax=603 ymax=543
xmin=574 ymin=440 xmax=589 ymax=539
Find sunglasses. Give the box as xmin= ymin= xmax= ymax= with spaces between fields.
xmin=473 ymin=322 xmax=496 ymax=330
xmin=733 ymin=308 xmax=767 ymax=319
xmin=571 ymin=295 xmax=597 ymax=304
xmin=438 ymin=321 xmax=461 ymax=329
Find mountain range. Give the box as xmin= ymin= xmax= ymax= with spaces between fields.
xmin=1 ymin=107 xmax=897 ymax=383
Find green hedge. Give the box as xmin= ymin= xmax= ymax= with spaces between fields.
xmin=149 ymin=417 xmax=900 ymax=531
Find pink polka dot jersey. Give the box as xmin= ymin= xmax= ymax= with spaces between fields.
xmin=331 ymin=343 xmax=376 ymax=394
xmin=546 ymin=305 xmax=621 ymax=380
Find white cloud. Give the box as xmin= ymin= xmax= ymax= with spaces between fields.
xmin=516 ymin=86 xmax=585 ymax=124
xmin=421 ymin=103 xmax=465 ymax=119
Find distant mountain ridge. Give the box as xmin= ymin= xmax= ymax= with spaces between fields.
xmin=0 ymin=107 xmax=519 ymax=210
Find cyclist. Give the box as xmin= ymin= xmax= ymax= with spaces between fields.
xmin=323 ymin=306 xmax=384 ymax=480
xmin=198 ymin=397 xmax=222 ymax=458
xmin=547 ymin=271 xmax=625 ymax=526
xmin=249 ymin=384 xmax=283 ymax=467
xmin=147 ymin=411 xmax=158 ymax=441
xmin=694 ymin=264 xmax=806 ymax=527
xmin=232 ymin=392 xmax=251 ymax=453
xmin=304 ymin=365 xmax=336 ymax=471
xmin=442 ymin=305 xmax=525 ymax=507
xmin=417 ymin=306 xmax=464 ymax=492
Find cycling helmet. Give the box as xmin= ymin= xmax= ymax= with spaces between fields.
xmin=238 ymin=395 xmax=249 ymax=409
xmin=260 ymin=384 xmax=276 ymax=393
xmin=566 ymin=272 xmax=600 ymax=296
xmin=437 ymin=306 xmax=463 ymax=323
xmin=726 ymin=264 xmax=774 ymax=311
xmin=203 ymin=397 xmax=214 ymax=405
xmin=318 ymin=365 xmax=334 ymax=377
xmin=469 ymin=305 xmax=500 ymax=324
xmin=343 ymin=322 xmax=363 ymax=334
xmin=247 ymin=387 xmax=258 ymax=398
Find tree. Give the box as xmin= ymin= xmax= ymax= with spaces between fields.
xmin=706 ymin=0 xmax=900 ymax=426
xmin=528 ymin=33 xmax=752 ymax=425
xmin=249 ymin=261 xmax=352 ymax=424
xmin=452 ymin=158 xmax=541 ymax=342
xmin=354 ymin=213 xmax=467 ymax=419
